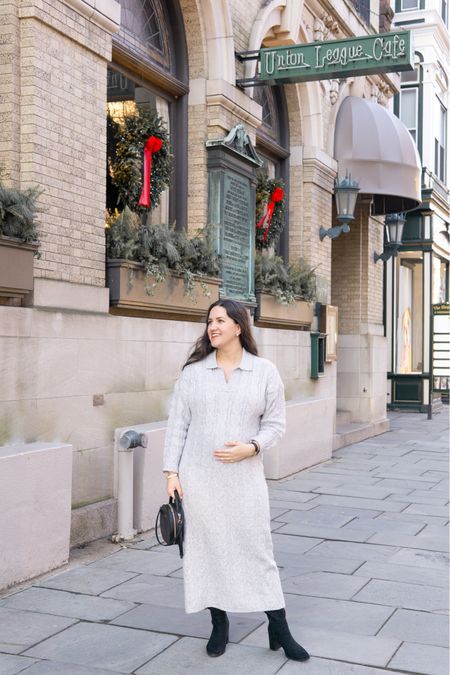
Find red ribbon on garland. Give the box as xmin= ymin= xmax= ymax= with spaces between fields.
xmin=138 ymin=135 xmax=163 ymax=208
xmin=256 ymin=186 xmax=284 ymax=242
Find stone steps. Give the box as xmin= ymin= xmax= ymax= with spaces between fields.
xmin=336 ymin=409 xmax=352 ymax=426
xmin=333 ymin=418 xmax=390 ymax=451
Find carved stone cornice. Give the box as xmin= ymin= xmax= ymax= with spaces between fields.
xmin=321 ymin=12 xmax=340 ymax=37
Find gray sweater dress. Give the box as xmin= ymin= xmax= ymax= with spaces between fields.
xmin=163 ymin=349 xmax=286 ymax=614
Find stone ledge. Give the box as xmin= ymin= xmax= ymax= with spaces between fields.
xmin=303 ymin=147 xmax=337 ymax=174
xmin=0 ymin=442 xmax=72 ymax=591
xmin=62 ymin=0 xmax=120 ymax=34
xmin=206 ymin=79 xmax=262 ymax=131
xmin=71 ymin=497 xmax=117 ymax=548
xmin=333 ymin=418 xmax=390 ymax=451
xmin=264 ymin=397 xmax=335 ymax=479
xmin=31 ymin=278 xmax=110 ymax=314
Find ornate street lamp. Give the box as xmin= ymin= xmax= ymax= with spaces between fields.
xmin=320 ymin=173 xmax=360 ymax=241
xmin=374 ymin=212 xmax=406 ymax=263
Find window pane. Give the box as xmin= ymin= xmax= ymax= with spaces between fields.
xmin=401 ymin=66 xmax=419 ymax=83
xmin=441 ymin=262 xmax=449 ymax=302
xmin=402 ymin=0 xmax=419 ymax=9
xmin=434 ymin=99 xmax=447 ymax=181
xmin=254 ymin=86 xmax=280 ymax=141
xmin=119 ymin=0 xmax=166 ymax=59
xmin=256 ymin=156 xmax=276 ymax=179
xmin=433 ymin=256 xmax=449 ymax=303
xmin=396 ymin=256 xmax=423 ymax=374
xmin=436 ymin=99 xmax=446 ymax=144
xmin=106 ymin=66 xmax=170 ymax=224
xmin=400 ymin=89 xmax=417 ymax=130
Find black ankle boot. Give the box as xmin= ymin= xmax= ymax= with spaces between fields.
xmin=206 ymin=607 xmax=229 ymax=657
xmin=265 ymin=608 xmax=309 ymax=661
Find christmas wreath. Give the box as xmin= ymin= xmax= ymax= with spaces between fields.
xmin=107 ymin=106 xmax=173 ymax=213
xmin=255 ymin=174 xmax=286 ymax=250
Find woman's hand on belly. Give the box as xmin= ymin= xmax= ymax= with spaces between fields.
xmin=213 ymin=441 xmax=255 ymax=464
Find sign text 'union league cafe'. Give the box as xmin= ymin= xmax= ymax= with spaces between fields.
xmin=256 ymin=32 xmax=413 ymax=85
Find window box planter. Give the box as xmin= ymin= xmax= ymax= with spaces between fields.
xmin=0 ymin=235 xmax=37 ymax=306
xmin=255 ymin=291 xmax=313 ymax=330
xmin=106 ymin=259 xmax=221 ymax=321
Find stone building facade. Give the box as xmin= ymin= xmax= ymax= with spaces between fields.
xmin=0 ymin=0 xmax=419 ymax=561
xmin=387 ymin=0 xmax=450 ymax=410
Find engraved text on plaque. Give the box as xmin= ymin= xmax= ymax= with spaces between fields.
xmin=221 ymin=171 xmax=254 ymax=300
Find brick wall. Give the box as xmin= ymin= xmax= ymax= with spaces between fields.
xmin=367 ymin=212 xmax=384 ymax=325
xmin=331 ymin=200 xmax=384 ymax=334
xmin=0 ymin=1 xmax=21 ymax=183
xmin=187 ymin=104 xmax=208 ymax=232
xmin=300 ymin=158 xmax=335 ymax=301
xmin=180 ymin=0 xmax=207 ymax=79
xmin=232 ymin=2 xmax=256 ymax=81
xmin=3 ymin=1 xmax=114 ymax=287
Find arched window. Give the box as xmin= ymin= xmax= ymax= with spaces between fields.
xmin=254 ymin=85 xmax=290 ymax=259
xmin=107 ymin=0 xmax=188 ymax=228
xmin=119 ymin=0 xmax=167 ymax=62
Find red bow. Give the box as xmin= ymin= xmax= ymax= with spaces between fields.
xmin=256 ymin=187 xmax=284 ymax=242
xmin=138 ymin=135 xmax=163 ymax=208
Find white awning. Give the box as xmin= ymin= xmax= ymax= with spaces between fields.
xmin=334 ymin=96 xmax=422 ymax=215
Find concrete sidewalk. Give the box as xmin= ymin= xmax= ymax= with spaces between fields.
xmin=0 ymin=411 xmax=448 ymax=675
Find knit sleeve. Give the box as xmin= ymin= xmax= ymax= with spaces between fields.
xmin=163 ymin=368 xmax=192 ymax=473
xmin=252 ymin=364 xmax=286 ymax=454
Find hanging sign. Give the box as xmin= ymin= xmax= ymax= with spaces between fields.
xmin=259 ymin=31 xmax=413 ymax=84
xmin=432 ymin=304 xmax=450 ymax=392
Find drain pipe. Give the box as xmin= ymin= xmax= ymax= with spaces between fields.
xmin=112 ymin=430 xmax=147 ymax=542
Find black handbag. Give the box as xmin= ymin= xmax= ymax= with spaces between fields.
xmin=155 ymin=489 xmax=184 ymax=558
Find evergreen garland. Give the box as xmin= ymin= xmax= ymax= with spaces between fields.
xmin=255 ymin=251 xmax=317 ymax=306
xmin=255 ymin=174 xmax=286 ymax=251
xmin=107 ymin=107 xmax=173 ymax=212
xmin=0 ymin=179 xmax=41 ymax=245
xmin=106 ymin=208 xmax=220 ymax=299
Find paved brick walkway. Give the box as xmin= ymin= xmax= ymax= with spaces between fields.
xmin=0 ymin=411 xmax=448 ymax=674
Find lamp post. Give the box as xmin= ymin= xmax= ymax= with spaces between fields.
xmin=374 ymin=212 xmax=406 ymax=262
xmin=320 ymin=173 xmax=360 ymax=240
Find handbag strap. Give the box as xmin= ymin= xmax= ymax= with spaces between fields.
xmin=172 ymin=490 xmax=184 ymax=559
xmin=155 ymin=508 xmax=168 ymax=547
xmin=173 ymin=490 xmax=182 ymax=510
xmin=171 ymin=492 xmax=183 ymax=525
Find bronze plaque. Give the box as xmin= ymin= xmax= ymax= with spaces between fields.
xmin=220 ymin=171 xmax=255 ymax=301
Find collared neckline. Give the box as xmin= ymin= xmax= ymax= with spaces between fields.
xmin=205 ymin=349 xmax=254 ymax=371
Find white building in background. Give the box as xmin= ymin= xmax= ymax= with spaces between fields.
xmin=387 ymin=0 xmax=450 ymax=410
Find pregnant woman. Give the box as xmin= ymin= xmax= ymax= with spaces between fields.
xmin=163 ymin=298 xmax=309 ymax=662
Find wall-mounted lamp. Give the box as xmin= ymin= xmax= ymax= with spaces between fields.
xmin=320 ymin=174 xmax=360 ymax=241
xmin=374 ymin=212 xmax=406 ymax=263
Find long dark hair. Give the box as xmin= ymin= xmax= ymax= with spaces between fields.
xmin=183 ymin=299 xmax=258 ymax=368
